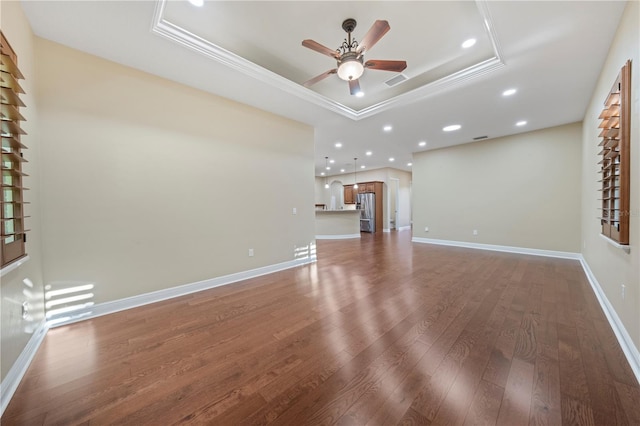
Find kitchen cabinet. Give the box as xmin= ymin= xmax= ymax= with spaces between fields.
xmin=344 ymin=185 xmax=355 ymax=204
xmin=344 ymin=181 xmax=379 ymax=203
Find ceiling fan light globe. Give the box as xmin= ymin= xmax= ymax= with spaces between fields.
xmin=337 ymin=58 xmax=364 ymax=81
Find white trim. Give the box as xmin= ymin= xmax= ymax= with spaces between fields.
xmin=383 ymin=228 xmax=391 ymax=233
xmin=0 ymin=320 xmax=48 ymax=416
xmin=397 ymin=226 xmax=412 ymax=232
xmin=0 ymin=255 xmax=30 ymax=277
xmin=411 ymin=237 xmax=581 ymax=259
xmin=48 ymin=256 xmax=316 ymax=328
xmin=579 ymin=256 xmax=640 ymax=384
xmin=315 ymin=234 xmax=361 ymax=240
xmin=475 ymin=0 xmax=505 ymax=63
xmin=599 ymin=234 xmax=631 ymax=253
xmin=151 ymin=0 xmax=504 ymax=121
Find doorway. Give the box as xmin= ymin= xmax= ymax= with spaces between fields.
xmin=389 ymin=178 xmax=400 ymax=230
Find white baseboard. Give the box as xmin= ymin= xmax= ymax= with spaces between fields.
xmin=48 ymin=256 xmax=316 ymax=328
xmin=411 ymin=237 xmax=581 ymax=259
xmin=579 ymin=257 xmax=640 ymax=385
xmin=1 ymin=319 xmax=48 ymax=416
xmin=397 ymin=226 xmax=412 ymax=232
xmin=315 ymin=234 xmax=361 ymax=240
xmin=383 ymin=228 xmax=391 ymax=233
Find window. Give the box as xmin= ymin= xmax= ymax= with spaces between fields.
xmin=1 ymin=31 xmax=29 ymax=267
xmin=599 ymin=60 xmax=631 ymax=245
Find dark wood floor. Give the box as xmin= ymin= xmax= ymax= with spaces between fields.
xmin=3 ymin=231 xmax=639 ymax=425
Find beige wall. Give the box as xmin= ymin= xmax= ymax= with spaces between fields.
xmin=581 ymin=0 xmax=639 ymax=349
xmin=412 ymin=122 xmax=582 ymax=252
xmin=0 ymin=1 xmax=46 ymax=381
xmin=36 ymin=39 xmax=315 ymax=304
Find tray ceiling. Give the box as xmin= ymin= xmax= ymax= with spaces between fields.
xmin=154 ymin=1 xmax=503 ymax=119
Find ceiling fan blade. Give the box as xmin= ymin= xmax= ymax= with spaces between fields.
xmin=302 ymin=39 xmax=340 ymax=59
xmin=303 ymin=69 xmax=337 ymax=87
xmin=348 ymin=79 xmax=361 ymax=96
xmin=365 ymin=60 xmax=407 ymax=73
xmin=356 ymin=20 xmax=390 ymax=54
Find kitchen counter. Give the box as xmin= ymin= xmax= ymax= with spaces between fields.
xmin=315 ymin=209 xmax=361 ymax=239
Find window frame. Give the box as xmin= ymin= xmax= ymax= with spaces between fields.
xmin=1 ymin=31 xmax=29 ymax=268
xmin=598 ymin=60 xmax=631 ymax=246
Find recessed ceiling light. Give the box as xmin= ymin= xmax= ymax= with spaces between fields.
xmin=366 ymin=151 xmax=372 ymax=156
xmin=361 ymin=165 xmax=366 ymax=169
xmin=443 ymin=124 xmax=461 ymax=132
xmin=329 ymin=159 xmax=335 ymax=164
xmin=340 ymin=169 xmax=345 ymax=173
xmin=188 ymin=0 xmax=204 ymax=6
xmin=516 ymin=120 xmax=527 ymax=126
xmin=335 ymin=142 xmax=342 ymax=148
xmin=502 ymin=88 xmax=517 ymax=96
xmin=407 ymin=162 xmax=413 ymax=167
xmin=320 ymin=172 xmax=325 ymax=176
xmin=355 ymin=91 xmax=365 ymax=98
xmin=419 ymin=141 xmax=427 ymax=147
xmin=326 ymin=166 xmax=331 ymax=170
xmin=389 ymin=157 xmax=395 ymax=162
xmin=462 ymin=38 xmax=476 ymax=48
xmin=383 ymin=125 xmax=393 ymax=132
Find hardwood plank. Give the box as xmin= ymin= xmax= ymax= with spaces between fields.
xmin=242 ymin=350 xmax=353 ymax=425
xmin=561 ymin=395 xmax=595 ymax=426
xmin=398 ymin=407 xmax=432 ymax=425
xmin=272 ymin=306 xmax=427 ymax=425
xmin=592 ymin=316 xmax=638 ymax=387
xmin=3 ymin=232 xmax=639 ymax=425
xmin=364 ymin=369 xmax=430 ymax=426
xmin=463 ymin=379 xmax=504 ymax=426
xmin=431 ymin=264 xmax=515 ymax=424
xmin=557 ymin=323 xmax=590 ymax=401
xmin=574 ymin=306 xmax=629 ymax=425
xmin=496 ymin=357 xmax=535 ymax=425
xmin=614 ymin=380 xmax=640 ymax=425
xmin=529 ymin=355 xmax=562 ymax=426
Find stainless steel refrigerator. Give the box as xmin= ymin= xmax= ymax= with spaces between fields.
xmin=357 ymin=193 xmax=375 ymax=233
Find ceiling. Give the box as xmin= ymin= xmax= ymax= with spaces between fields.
xmin=20 ymin=1 xmax=626 ymax=177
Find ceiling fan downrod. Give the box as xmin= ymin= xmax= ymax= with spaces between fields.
xmin=339 ymin=18 xmax=359 ymax=55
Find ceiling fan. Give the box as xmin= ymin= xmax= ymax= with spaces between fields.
xmin=302 ymin=18 xmax=407 ymax=96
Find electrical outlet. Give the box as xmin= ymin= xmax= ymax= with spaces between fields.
xmin=424 ymin=227 xmax=429 ymax=232
xmin=249 ymin=248 xmax=254 ymax=257
xmin=292 ymin=207 xmax=297 ymax=215
xmin=622 ymin=284 xmax=626 ymax=300
xmin=473 ymin=229 xmax=478 ymax=235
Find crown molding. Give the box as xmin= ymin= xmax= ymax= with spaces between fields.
xmin=151 ymin=0 xmax=504 ymax=121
